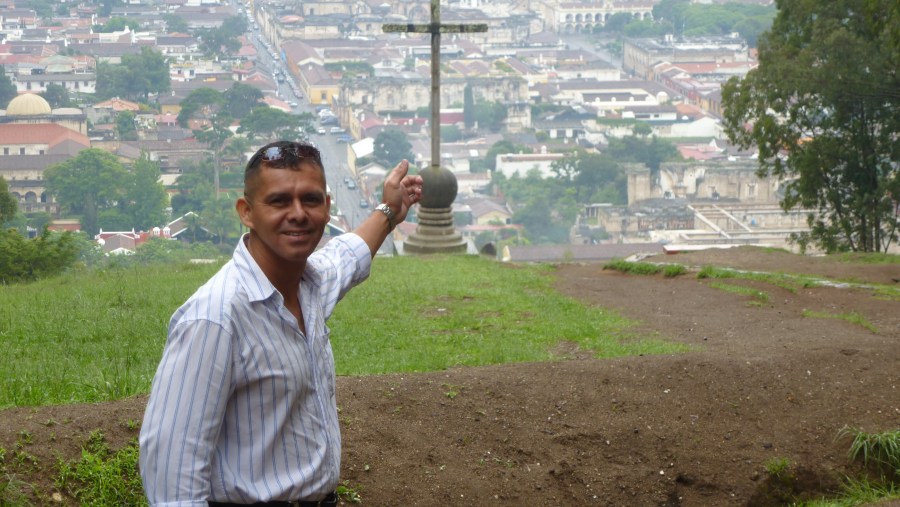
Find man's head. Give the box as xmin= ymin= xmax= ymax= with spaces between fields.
xmin=243 ymin=140 xmax=326 ymax=197
xmin=237 ymin=141 xmax=332 ymax=273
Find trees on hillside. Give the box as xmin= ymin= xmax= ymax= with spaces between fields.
xmin=45 ymin=149 xmax=128 ymax=236
xmin=44 ymin=149 xmax=168 ymax=236
xmin=722 ymin=0 xmax=899 ymax=253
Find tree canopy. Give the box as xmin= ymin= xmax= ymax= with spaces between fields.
xmin=162 ymin=13 xmax=189 ymax=34
xmin=373 ymin=129 xmax=415 ymax=168
xmin=0 ymin=227 xmax=79 ymax=284
xmin=197 ymin=16 xmax=247 ymax=58
xmin=0 ymin=67 xmax=16 ymax=107
xmin=96 ymin=47 xmax=170 ymax=102
xmin=44 ymin=149 xmax=168 ymax=237
xmin=92 ymin=16 xmax=140 ymax=33
xmin=237 ymin=107 xmax=305 ymax=142
xmin=40 ymin=84 xmax=73 ymax=108
xmin=722 ymin=0 xmax=900 ymax=253
xmin=0 ymin=177 xmax=18 ymax=224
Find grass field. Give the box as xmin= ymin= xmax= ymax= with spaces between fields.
xmin=0 ymin=255 xmax=689 ymax=409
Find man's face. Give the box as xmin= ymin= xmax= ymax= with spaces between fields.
xmin=237 ymin=162 xmax=331 ymax=271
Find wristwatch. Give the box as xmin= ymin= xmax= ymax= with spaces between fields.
xmin=374 ymin=203 xmax=396 ymax=230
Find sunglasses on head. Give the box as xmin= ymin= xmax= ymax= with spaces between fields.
xmin=260 ymin=144 xmax=319 ymax=162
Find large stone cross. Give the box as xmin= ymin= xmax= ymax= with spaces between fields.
xmin=382 ymin=1 xmax=486 ymax=254
xmin=384 ymin=2 xmax=487 ymax=170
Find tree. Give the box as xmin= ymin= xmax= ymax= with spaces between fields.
xmin=123 ymin=155 xmax=168 ymax=230
xmin=600 ymin=12 xmax=635 ymax=34
xmin=96 ymin=48 xmax=170 ymax=102
xmin=39 ymin=84 xmax=72 ymax=108
xmin=0 ymin=227 xmax=79 ymax=284
xmin=373 ymin=129 xmax=414 ymax=168
xmin=0 ymin=67 xmax=16 ymax=107
xmin=722 ymin=0 xmax=900 ymax=253
xmin=177 ymin=87 xmax=224 ymax=127
xmin=196 ymin=19 xmax=245 ymax=59
xmin=605 ymin=135 xmax=680 ymax=173
xmin=98 ymin=0 xmax=121 ymax=17
xmin=124 ymin=47 xmax=171 ymax=102
xmin=237 ymin=107 xmax=302 ymax=142
xmin=0 ymin=176 xmax=18 ymax=224
xmin=44 ymin=149 xmax=129 ymax=236
xmin=473 ymin=99 xmax=507 ymax=132
xmin=223 ymin=83 xmax=264 ymax=119
xmin=463 ymin=85 xmax=475 ymax=128
xmin=93 ymin=16 xmax=139 ymax=33
xmin=116 ymin=110 xmax=138 ymax=141
xmin=162 ymin=13 xmax=189 ymax=33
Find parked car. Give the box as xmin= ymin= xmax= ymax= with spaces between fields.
xmin=316 ymin=127 xmax=326 ymax=134
xmin=329 ymin=127 xmax=346 ymax=135
xmin=347 ymin=180 xmax=357 ymax=189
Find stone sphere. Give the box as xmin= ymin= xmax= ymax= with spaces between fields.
xmin=419 ymin=165 xmax=457 ymax=208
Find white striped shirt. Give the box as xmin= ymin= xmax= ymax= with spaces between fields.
xmin=139 ymin=233 xmax=371 ymax=506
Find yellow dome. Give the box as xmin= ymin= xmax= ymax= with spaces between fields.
xmin=6 ymin=93 xmax=52 ymax=116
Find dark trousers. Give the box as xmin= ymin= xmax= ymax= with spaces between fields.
xmin=208 ymin=491 xmax=338 ymax=507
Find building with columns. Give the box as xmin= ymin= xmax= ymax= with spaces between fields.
xmin=0 ymin=93 xmax=90 ymax=213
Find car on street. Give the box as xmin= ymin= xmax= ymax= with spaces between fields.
xmin=347 ymin=180 xmax=357 ymax=189
xmin=358 ymin=198 xmax=369 ymax=208
xmin=316 ymin=127 xmax=326 ymax=134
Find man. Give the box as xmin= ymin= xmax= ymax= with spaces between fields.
xmin=139 ymin=141 xmax=423 ymax=506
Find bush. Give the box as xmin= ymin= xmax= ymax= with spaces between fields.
xmin=0 ymin=227 xmax=79 ymax=284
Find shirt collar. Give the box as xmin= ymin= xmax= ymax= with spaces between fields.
xmin=233 ymin=233 xmax=279 ymax=303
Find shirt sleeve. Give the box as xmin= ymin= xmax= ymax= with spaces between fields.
xmin=139 ymin=318 xmax=235 ymax=507
xmin=310 ymin=233 xmax=372 ymax=319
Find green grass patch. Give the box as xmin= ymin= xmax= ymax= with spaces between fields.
xmin=792 ymin=427 xmax=900 ymax=506
xmin=333 ymin=256 xmax=689 ymax=374
xmin=697 ymin=265 xmax=817 ymax=292
xmin=836 ymin=252 xmax=900 ymax=265
xmin=801 ymin=310 xmax=879 ymax=334
xmin=55 ymin=431 xmax=145 ymax=506
xmin=708 ymin=281 xmax=770 ymax=305
xmin=1 ymin=255 xmax=689 ymax=409
xmin=0 ymin=263 xmax=222 ymax=409
xmin=840 ymin=427 xmax=900 ymax=475
xmin=602 ymin=259 xmax=687 ymax=278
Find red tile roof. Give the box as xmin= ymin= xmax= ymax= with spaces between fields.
xmin=0 ymin=123 xmax=90 ymax=148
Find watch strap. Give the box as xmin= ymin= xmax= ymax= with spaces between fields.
xmin=374 ymin=203 xmax=396 ymax=229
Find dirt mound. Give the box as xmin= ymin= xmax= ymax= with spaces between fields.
xmin=2 ymin=247 xmax=898 ymax=506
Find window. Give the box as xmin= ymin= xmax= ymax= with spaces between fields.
xmin=3 ymin=148 xmax=7 ymax=155
xmin=19 ymin=148 xmax=25 ymax=155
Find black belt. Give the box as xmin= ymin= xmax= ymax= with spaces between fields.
xmin=208 ymin=492 xmax=338 ymax=507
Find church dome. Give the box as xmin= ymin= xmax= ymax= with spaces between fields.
xmin=6 ymin=93 xmax=52 ymax=116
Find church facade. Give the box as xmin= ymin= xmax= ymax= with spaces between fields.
xmin=0 ymin=93 xmax=91 ymax=214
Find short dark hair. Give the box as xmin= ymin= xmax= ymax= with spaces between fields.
xmin=244 ymin=141 xmax=326 ymax=197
